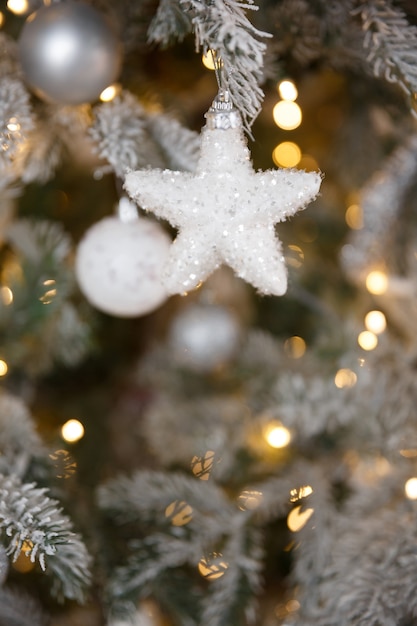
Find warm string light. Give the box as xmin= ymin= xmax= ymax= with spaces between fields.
xmin=365 ymin=270 xmax=388 ymax=295
xmin=263 ymin=421 xmax=291 ymax=449
xmin=99 ymin=83 xmax=121 ymax=102
xmin=61 ymin=419 xmax=85 ymax=443
xmin=357 ymin=330 xmax=378 ymax=351
xmin=334 ymin=368 xmax=357 ymax=389
xmin=405 ymin=477 xmax=417 ymax=500
xmin=364 ymin=310 xmax=386 ymax=334
xmin=0 ymin=359 xmax=8 ymax=377
xmin=284 ymin=335 xmax=306 ymax=359
xmin=345 ymin=203 xmax=363 ymax=230
xmin=6 ymin=0 xmax=29 ymax=15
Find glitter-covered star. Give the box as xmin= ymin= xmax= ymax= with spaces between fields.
xmin=124 ymin=92 xmax=321 ymax=296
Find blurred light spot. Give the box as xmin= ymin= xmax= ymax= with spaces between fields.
xmin=1 ymin=286 xmax=13 ymax=305
xmin=273 ymin=100 xmax=302 ymax=130
xmin=0 ymin=360 xmax=8 ymax=377
xmin=290 ymin=485 xmax=313 ymax=502
xmin=7 ymin=0 xmax=29 ymax=14
xmin=198 ymin=553 xmax=228 ymax=579
xmin=12 ymin=541 xmax=35 ymax=573
xmin=49 ymin=449 xmax=77 ymax=479
xmin=6 ymin=117 xmax=20 ymax=132
xmin=286 ymin=244 xmax=304 ymax=268
xmin=284 ymin=336 xmax=306 ymax=359
xmin=287 ymin=505 xmax=314 ymax=532
xmin=237 ymin=489 xmax=263 ymax=510
xmin=202 ymin=49 xmax=219 ymax=70
xmin=272 ymin=141 xmax=301 ymax=168
xmin=39 ymin=278 xmax=57 ymax=304
xmin=358 ymin=330 xmax=378 ymax=351
xmin=334 ymin=368 xmax=357 ymax=389
xmin=364 ymin=310 xmax=386 ymax=334
xmin=365 ymin=270 xmax=388 ymax=295
xmin=298 ymin=154 xmax=319 ymax=171
xmin=345 ymin=203 xmax=363 ymax=230
xmin=405 ymin=477 xmax=417 ymax=499
xmin=0 ymin=12 xmax=4 ymax=27
xmin=263 ymin=421 xmax=291 ymax=449
xmin=286 ymin=599 xmax=301 ymax=613
xmin=278 ymin=79 xmax=298 ymax=101
xmin=61 ymin=419 xmax=84 ymax=443
xmin=165 ymin=500 xmax=193 ymax=526
xmin=191 ymin=450 xmax=215 ymax=480
xmin=400 ymin=449 xmax=417 ymax=458
xmin=99 ymin=83 xmax=121 ymax=102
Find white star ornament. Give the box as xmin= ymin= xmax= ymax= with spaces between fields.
xmin=124 ymin=93 xmax=322 ymax=296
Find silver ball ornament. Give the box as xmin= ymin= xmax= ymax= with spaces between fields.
xmin=169 ymin=303 xmax=241 ymax=371
xmin=75 ymin=216 xmax=171 ymax=318
xmin=18 ymin=2 xmax=122 ymax=105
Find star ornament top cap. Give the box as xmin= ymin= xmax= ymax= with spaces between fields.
xmin=204 ymin=88 xmax=241 ymax=130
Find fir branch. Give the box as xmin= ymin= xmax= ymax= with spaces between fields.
xmin=150 ymin=0 xmax=270 ymax=130
xmin=0 ymin=77 xmax=34 ymax=163
xmin=0 ymin=474 xmax=91 ymax=602
xmin=90 ymin=93 xmax=151 ymax=178
xmin=6 ymin=218 xmax=71 ymax=264
xmin=148 ymin=0 xmax=193 ymax=46
xmin=0 ymin=390 xmax=45 ymax=479
xmin=359 ymin=0 xmax=417 ymax=117
xmin=146 ymin=113 xmax=200 ymax=171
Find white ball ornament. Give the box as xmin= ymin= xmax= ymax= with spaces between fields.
xmin=18 ymin=2 xmax=122 ymax=105
xmin=75 ymin=208 xmax=171 ymax=318
xmin=169 ymin=303 xmax=241 ymax=371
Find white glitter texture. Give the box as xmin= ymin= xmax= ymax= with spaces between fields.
xmin=124 ymin=123 xmax=321 ymax=296
xmin=75 ymin=215 xmax=170 ymax=317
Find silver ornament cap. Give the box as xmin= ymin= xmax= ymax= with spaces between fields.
xmin=18 ymin=2 xmax=122 ymax=105
xmin=204 ymin=89 xmax=241 ymax=130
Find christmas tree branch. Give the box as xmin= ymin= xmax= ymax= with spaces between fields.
xmin=358 ymin=0 xmax=417 ymax=117
xmin=0 ymin=474 xmax=91 ymax=602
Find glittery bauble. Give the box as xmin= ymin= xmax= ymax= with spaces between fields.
xmin=18 ymin=2 xmax=122 ymax=105
xmin=169 ymin=303 xmax=241 ymax=371
xmin=75 ymin=216 xmax=171 ymax=317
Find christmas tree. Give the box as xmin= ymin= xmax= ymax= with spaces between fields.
xmin=1 ymin=0 xmax=417 ymax=624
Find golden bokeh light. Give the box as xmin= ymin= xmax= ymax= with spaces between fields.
xmin=12 ymin=540 xmax=35 ymax=573
xmin=99 ymin=83 xmax=121 ymax=102
xmin=334 ymin=368 xmax=357 ymax=389
xmin=298 ymin=154 xmax=319 ymax=171
xmin=345 ymin=203 xmax=363 ymax=230
xmin=6 ymin=0 xmax=29 ymax=15
xmin=263 ymin=422 xmax=291 ymax=449
xmin=290 ymin=485 xmax=313 ymax=502
xmin=165 ymin=500 xmax=193 ymax=526
xmin=0 ymin=12 xmax=4 ymax=27
xmin=365 ymin=270 xmax=388 ymax=295
xmin=273 ymin=100 xmax=302 ymax=130
xmin=277 ymin=79 xmax=298 ymax=102
xmin=357 ymin=330 xmax=378 ymax=351
xmin=286 ymin=244 xmax=305 ymax=269
xmin=284 ymin=335 xmax=306 ymax=359
xmin=198 ymin=553 xmax=228 ymax=580
xmin=39 ymin=278 xmax=57 ymax=304
xmin=287 ymin=505 xmax=314 ymax=532
xmin=191 ymin=450 xmax=215 ymax=480
xmin=0 ymin=359 xmax=8 ymax=376
xmin=272 ymin=141 xmax=301 ymax=168
xmin=202 ymin=50 xmax=219 ymax=70
xmin=61 ymin=419 xmax=85 ymax=443
xmin=364 ymin=310 xmax=386 ymax=334
xmin=405 ymin=477 xmax=417 ymax=500
xmin=237 ymin=489 xmax=263 ymax=511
